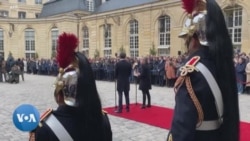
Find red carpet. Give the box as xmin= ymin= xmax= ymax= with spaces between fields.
xmin=104 ymin=103 xmax=250 ymax=141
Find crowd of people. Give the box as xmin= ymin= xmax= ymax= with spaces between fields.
xmin=0 ymin=53 xmax=188 ymax=86
xmin=0 ymin=55 xmax=59 ymax=83
xmin=88 ymin=54 xmax=187 ymax=88
xmin=1 ymin=52 xmax=250 ymax=95
xmin=234 ymin=52 xmax=250 ymax=94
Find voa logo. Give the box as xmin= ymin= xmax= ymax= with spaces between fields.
xmin=13 ymin=104 xmax=40 ymax=131
xmin=16 ymin=113 xmax=37 ymax=123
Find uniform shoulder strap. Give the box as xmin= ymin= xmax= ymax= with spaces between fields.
xmin=40 ymin=108 xmax=53 ymax=121
xmin=179 ymin=56 xmax=200 ymax=76
xmin=45 ymin=113 xmax=74 ymax=141
xmin=101 ymin=110 xmax=112 ymax=141
xmin=29 ymin=109 xmax=53 ymax=141
xmin=174 ymin=56 xmax=201 ymax=92
xmin=195 ymin=62 xmax=223 ymax=121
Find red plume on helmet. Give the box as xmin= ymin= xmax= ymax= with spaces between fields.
xmin=56 ymin=32 xmax=79 ymax=69
xmin=182 ymin=0 xmax=197 ymax=14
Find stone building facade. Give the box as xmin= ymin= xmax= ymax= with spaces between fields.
xmin=0 ymin=0 xmax=249 ymax=59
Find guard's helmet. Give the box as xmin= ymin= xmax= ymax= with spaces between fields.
xmin=54 ymin=33 xmax=99 ymax=108
xmin=179 ymin=0 xmax=208 ymax=46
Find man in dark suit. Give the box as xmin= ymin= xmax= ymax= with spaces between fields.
xmin=115 ymin=52 xmax=132 ymax=113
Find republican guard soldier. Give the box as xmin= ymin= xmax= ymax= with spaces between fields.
xmin=167 ymin=0 xmax=239 ymax=141
xmin=29 ymin=33 xmax=112 ymax=141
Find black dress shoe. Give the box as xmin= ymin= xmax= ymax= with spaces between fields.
xmin=141 ymin=106 xmax=146 ymax=109
xmin=115 ymin=110 xmax=122 ymax=113
xmin=126 ymin=108 xmax=129 ymax=112
xmin=147 ymin=105 xmax=151 ymax=108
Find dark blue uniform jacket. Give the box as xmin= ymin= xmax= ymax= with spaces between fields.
xmin=167 ymin=48 xmax=221 ymax=141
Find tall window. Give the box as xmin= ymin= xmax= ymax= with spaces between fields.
xmin=18 ymin=11 xmax=26 ymax=19
xmin=82 ymin=26 xmax=89 ymax=57
xmin=51 ymin=28 xmax=59 ymax=57
xmin=158 ymin=15 xmax=170 ymax=56
xmin=224 ymin=6 xmax=242 ymax=50
xmin=0 ymin=29 xmax=4 ymax=58
xmin=86 ymin=0 xmax=94 ymax=12
xmin=0 ymin=11 xmax=9 ymax=18
xmin=35 ymin=0 xmax=42 ymax=4
xmin=25 ymin=29 xmax=35 ymax=59
xmin=104 ymin=24 xmax=112 ymax=57
xmin=129 ymin=20 xmax=139 ymax=58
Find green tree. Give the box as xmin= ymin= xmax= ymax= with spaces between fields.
xmin=7 ymin=51 xmax=14 ymax=61
xmin=119 ymin=45 xmax=126 ymax=54
xmin=51 ymin=51 xmax=56 ymax=59
xmin=8 ymin=51 xmax=13 ymax=58
xmin=94 ymin=49 xmax=100 ymax=59
xmin=149 ymin=43 xmax=157 ymax=56
xmin=35 ymin=52 xmax=39 ymax=59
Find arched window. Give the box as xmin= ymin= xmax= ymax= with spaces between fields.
xmin=129 ymin=20 xmax=139 ymax=58
xmin=0 ymin=28 xmax=4 ymax=58
xmin=82 ymin=26 xmax=89 ymax=57
xmin=158 ymin=15 xmax=170 ymax=56
xmin=104 ymin=24 xmax=112 ymax=57
xmin=51 ymin=28 xmax=59 ymax=58
xmin=224 ymin=5 xmax=242 ymax=51
xmin=25 ymin=28 xmax=35 ymax=59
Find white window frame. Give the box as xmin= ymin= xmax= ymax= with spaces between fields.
xmin=18 ymin=0 xmax=26 ymax=3
xmin=82 ymin=26 xmax=89 ymax=57
xmin=224 ymin=6 xmax=242 ymax=48
xmin=35 ymin=0 xmax=42 ymax=4
xmin=83 ymin=26 xmax=89 ymax=49
xmin=0 ymin=10 xmax=9 ymax=17
xmin=158 ymin=15 xmax=171 ymax=56
xmin=51 ymin=28 xmax=59 ymax=54
xmin=25 ymin=29 xmax=35 ymax=59
xmin=158 ymin=48 xmax=170 ymax=57
xmin=104 ymin=24 xmax=112 ymax=57
xmin=104 ymin=49 xmax=112 ymax=58
xmin=129 ymin=20 xmax=139 ymax=58
xmin=0 ymin=29 xmax=4 ymax=58
xmin=18 ymin=11 xmax=26 ymax=19
xmin=86 ymin=0 xmax=94 ymax=12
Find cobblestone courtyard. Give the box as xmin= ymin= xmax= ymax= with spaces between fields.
xmin=0 ymin=74 xmax=249 ymax=141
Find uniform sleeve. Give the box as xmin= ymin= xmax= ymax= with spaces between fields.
xmin=102 ymin=113 xmax=112 ymax=141
xmin=35 ymin=124 xmax=50 ymax=141
xmin=169 ymin=74 xmax=199 ymax=141
xmin=35 ymin=122 xmax=58 ymax=141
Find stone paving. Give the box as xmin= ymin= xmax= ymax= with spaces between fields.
xmin=0 ymin=74 xmax=249 ymax=141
